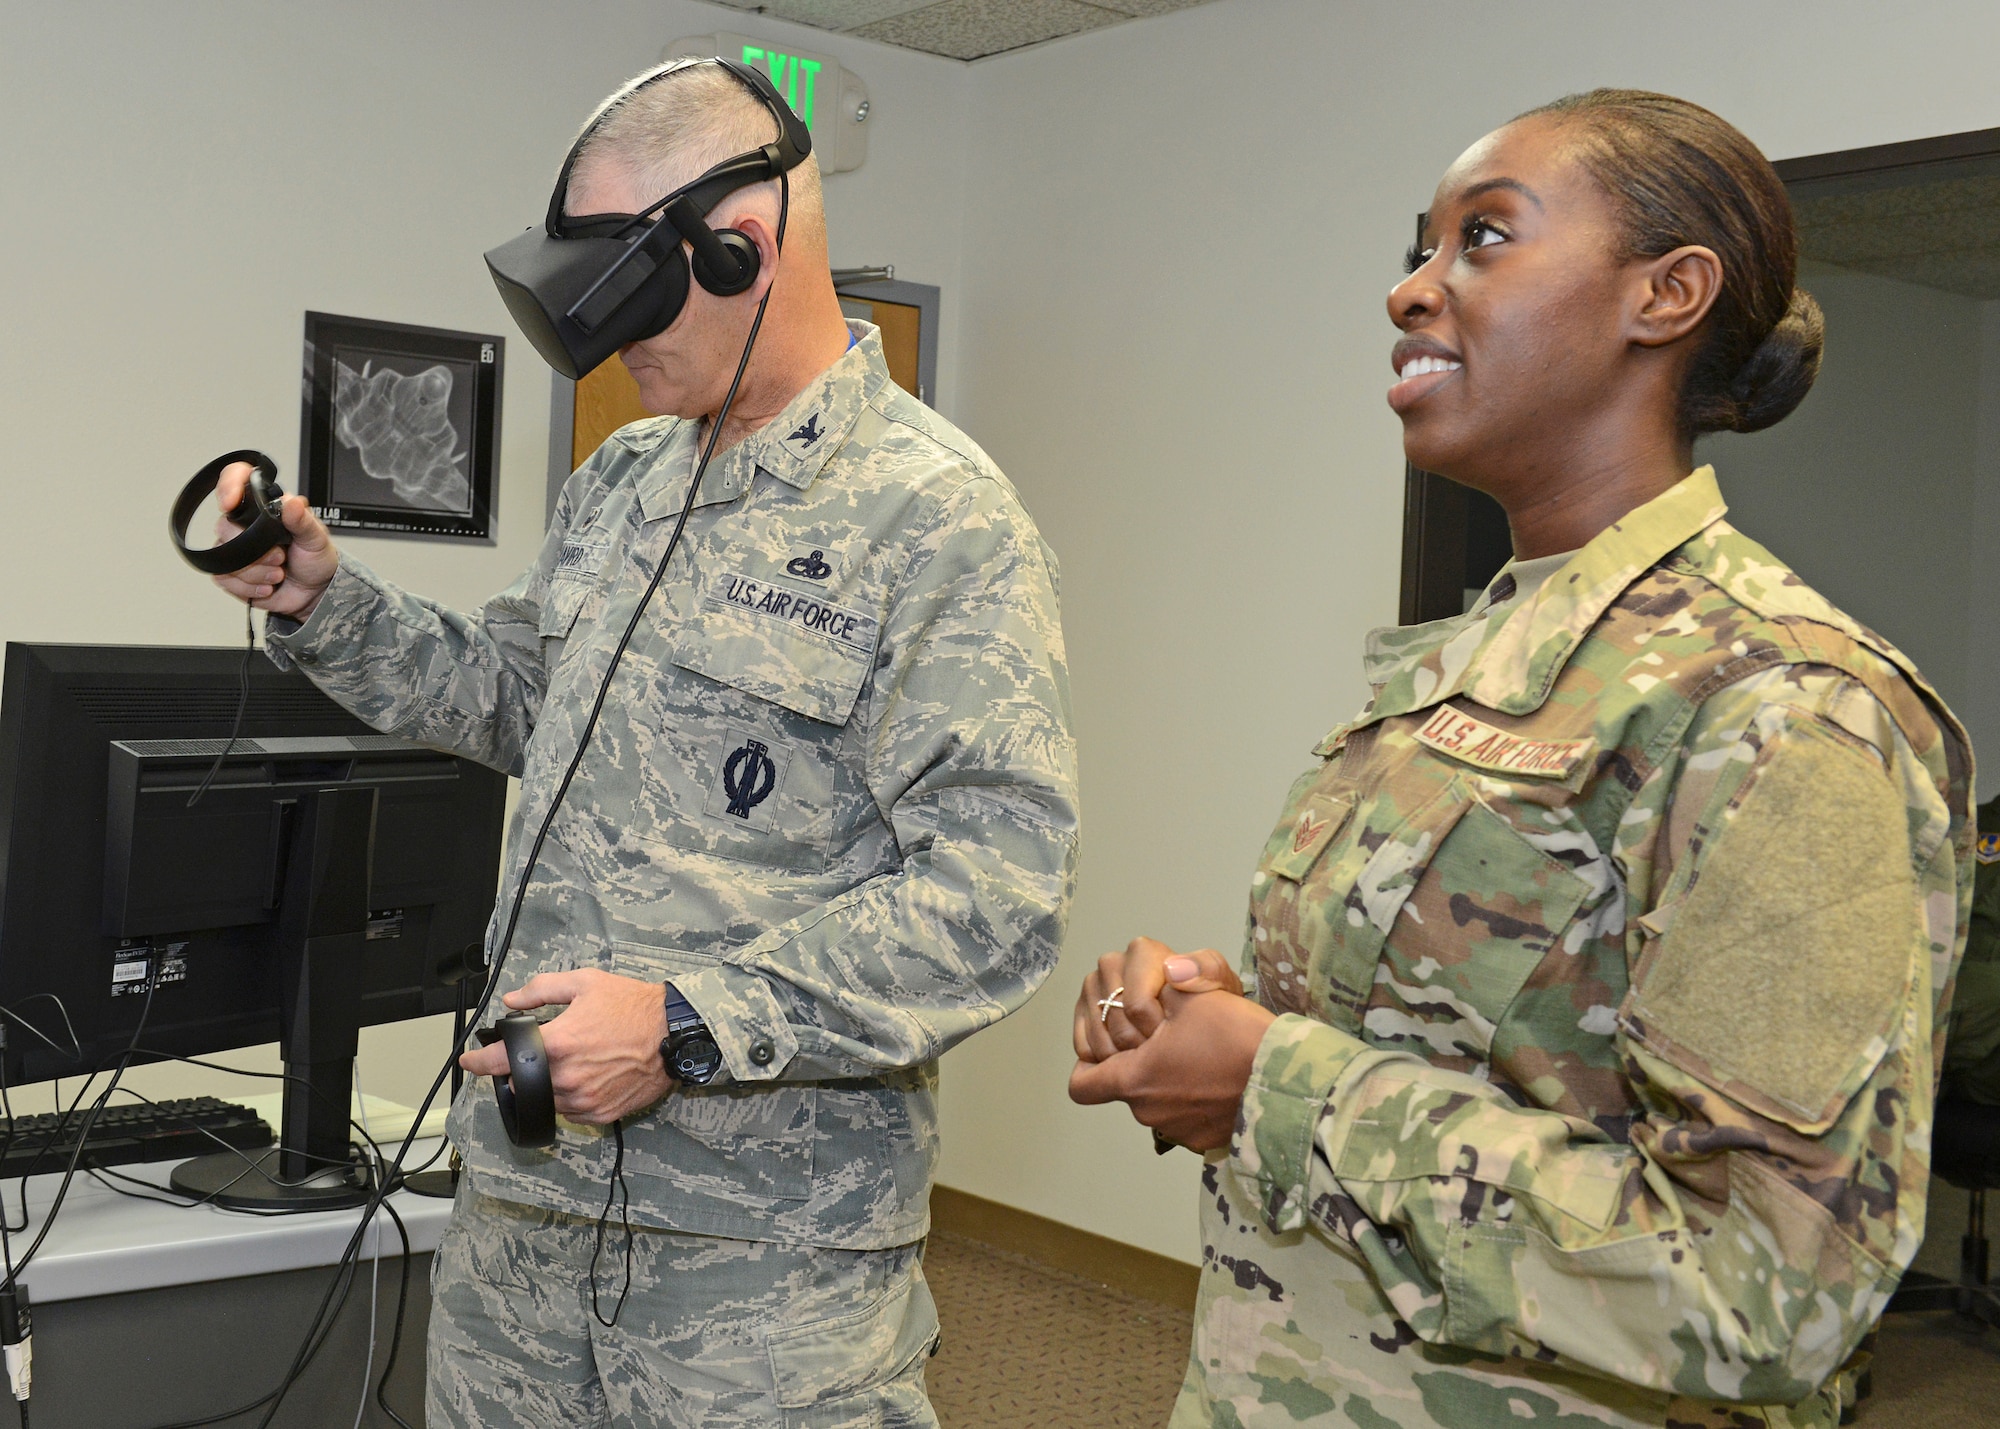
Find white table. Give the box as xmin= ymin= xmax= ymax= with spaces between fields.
xmin=15 ymin=1138 xmax=454 ymax=1303
xmin=16 ymin=1133 xmax=455 ymax=1428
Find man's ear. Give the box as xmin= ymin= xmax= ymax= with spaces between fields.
xmin=726 ymin=211 xmax=782 ymax=302
xmin=1629 ymin=244 xmax=1723 ymax=349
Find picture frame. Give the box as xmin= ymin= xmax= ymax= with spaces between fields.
xmin=299 ymin=311 xmax=503 ymax=541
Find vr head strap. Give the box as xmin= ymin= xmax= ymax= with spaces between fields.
xmin=484 ymin=56 xmax=812 ymax=380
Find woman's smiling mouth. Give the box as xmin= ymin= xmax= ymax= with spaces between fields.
xmin=1388 ymin=342 xmax=1463 ymax=412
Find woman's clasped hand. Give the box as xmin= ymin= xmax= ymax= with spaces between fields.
xmin=1067 ymin=938 xmax=1272 ymax=1153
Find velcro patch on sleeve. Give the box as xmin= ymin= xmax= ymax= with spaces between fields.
xmin=704 ymin=574 xmax=880 ymax=653
xmin=1627 ymin=717 xmax=1917 ymax=1132
xmin=1414 ymin=704 xmax=1594 ymax=780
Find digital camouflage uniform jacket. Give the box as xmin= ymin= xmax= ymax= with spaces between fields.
xmin=1176 ymin=468 xmax=1972 ymax=1429
xmin=270 ymin=326 xmax=1079 ymax=1249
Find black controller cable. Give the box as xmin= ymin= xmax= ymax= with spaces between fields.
xmin=187 ymin=601 xmax=256 ymax=808
xmin=587 ymin=1122 xmax=634 ymax=1328
xmin=221 ymin=170 xmax=793 ymax=1429
xmin=0 ymin=969 xmax=160 ymax=1290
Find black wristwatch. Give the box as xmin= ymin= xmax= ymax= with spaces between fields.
xmin=661 ymin=984 xmax=724 ymax=1086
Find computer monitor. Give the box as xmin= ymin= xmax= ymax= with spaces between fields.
xmin=0 ymin=643 xmax=507 ymax=1208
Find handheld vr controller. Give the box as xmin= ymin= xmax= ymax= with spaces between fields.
xmin=170 ymin=449 xmax=294 ymax=575
xmin=476 ymin=1012 xmax=557 ymax=1148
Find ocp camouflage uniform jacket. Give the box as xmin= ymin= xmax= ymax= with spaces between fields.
xmin=269 ymin=325 xmax=1079 ymax=1249
xmin=1177 ymin=468 xmax=1972 ymax=1429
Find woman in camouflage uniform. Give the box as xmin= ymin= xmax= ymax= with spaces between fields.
xmin=1071 ymin=91 xmax=1973 ymax=1429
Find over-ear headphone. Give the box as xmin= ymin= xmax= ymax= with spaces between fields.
xmin=483 ymin=56 xmax=812 ymax=380
xmin=170 ymin=449 xmax=294 ymax=575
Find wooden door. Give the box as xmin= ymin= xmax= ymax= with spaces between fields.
xmin=571 ymin=358 xmax=653 ymax=470
xmin=836 ymin=296 xmax=922 ymax=397
xmin=546 ymin=275 xmax=941 ymax=522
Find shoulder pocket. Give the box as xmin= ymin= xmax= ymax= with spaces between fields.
xmin=1625 ymin=716 xmax=1919 ymax=1133
xmin=1254 ymin=776 xmax=1471 ymax=1029
xmin=541 ymin=529 xmax=614 ymax=642
xmin=1266 ymin=791 xmax=1357 ymax=882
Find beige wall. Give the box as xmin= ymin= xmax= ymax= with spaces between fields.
xmin=936 ymin=0 xmax=2000 ymax=1264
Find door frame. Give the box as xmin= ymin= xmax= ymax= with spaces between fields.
xmin=832 ymin=275 xmax=940 ymax=406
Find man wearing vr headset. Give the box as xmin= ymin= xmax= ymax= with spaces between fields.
xmin=207 ymin=58 xmax=1077 ymax=1428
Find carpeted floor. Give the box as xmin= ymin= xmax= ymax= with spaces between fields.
xmin=925 ymin=1232 xmax=1188 ymax=1428
xmin=1862 ymin=1310 xmax=2000 ymax=1427
xmin=922 ymin=1232 xmax=2000 ymax=1429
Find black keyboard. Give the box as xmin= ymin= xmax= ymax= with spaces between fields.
xmin=0 ymin=1096 xmax=274 ymax=1179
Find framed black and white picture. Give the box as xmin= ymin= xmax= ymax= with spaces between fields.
xmin=300 ymin=312 xmax=503 ymax=541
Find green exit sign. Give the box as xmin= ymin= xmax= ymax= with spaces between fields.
xmin=739 ymin=43 xmax=826 ymax=130
xmin=665 ymin=33 xmax=870 ymax=173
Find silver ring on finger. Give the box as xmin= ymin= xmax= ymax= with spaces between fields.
xmin=1096 ymin=985 xmax=1126 ymax=1024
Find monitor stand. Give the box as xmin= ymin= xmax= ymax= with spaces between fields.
xmin=172 ymin=785 xmax=379 ymax=1212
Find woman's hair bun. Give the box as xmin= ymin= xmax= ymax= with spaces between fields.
xmin=1721 ymin=287 xmax=1824 ymax=434
xmin=1517 ymin=90 xmax=1823 ymax=439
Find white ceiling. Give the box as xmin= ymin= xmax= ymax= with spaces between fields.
xmin=704 ymin=0 xmax=1220 ymax=61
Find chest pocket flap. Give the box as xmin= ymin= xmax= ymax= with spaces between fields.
xmin=539 ymin=576 xmax=595 ymax=640
xmin=674 ymin=587 xmax=878 ymax=726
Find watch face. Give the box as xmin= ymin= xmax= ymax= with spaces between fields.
xmin=669 ymin=1033 xmax=724 ymax=1084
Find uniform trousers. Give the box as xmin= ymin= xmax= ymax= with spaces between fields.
xmin=426 ymin=1178 xmax=941 ymax=1428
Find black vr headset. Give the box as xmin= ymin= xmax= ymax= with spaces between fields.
xmin=485 ymin=56 xmax=812 ymax=381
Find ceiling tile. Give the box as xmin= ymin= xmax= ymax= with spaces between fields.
xmin=737 ymin=0 xmax=939 ymax=27
xmin=1081 ymin=0 xmax=1212 ymax=14
xmin=851 ymin=0 xmax=1124 ymax=60
xmin=1797 ymin=169 xmax=2000 ymax=300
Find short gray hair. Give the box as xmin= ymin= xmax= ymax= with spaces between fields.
xmin=571 ymin=60 xmax=825 ymax=241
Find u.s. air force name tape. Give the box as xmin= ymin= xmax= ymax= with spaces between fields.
xmin=705 ymin=573 xmax=879 ymax=651
xmin=1414 ymin=703 xmax=1595 ymax=780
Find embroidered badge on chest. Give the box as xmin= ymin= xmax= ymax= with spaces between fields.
xmin=704 ymin=573 xmax=880 ymax=652
xmin=785 ymin=548 xmax=833 ymax=581
xmin=706 ymin=726 xmax=793 ymax=831
xmin=1414 ymin=703 xmax=1595 ymax=780
xmin=1979 ymin=831 xmax=2000 ymax=865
